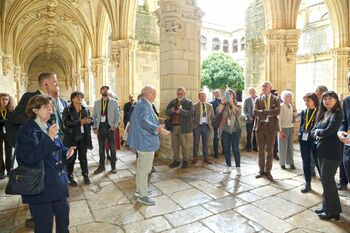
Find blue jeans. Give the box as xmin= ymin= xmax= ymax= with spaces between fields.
xmin=221 ymin=131 xmax=240 ymax=167
xmin=299 ymin=140 xmax=313 ymax=183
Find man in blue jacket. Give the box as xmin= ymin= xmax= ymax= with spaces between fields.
xmin=128 ymin=85 xmax=165 ymax=206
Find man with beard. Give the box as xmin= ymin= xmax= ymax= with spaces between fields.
xmin=92 ymin=86 xmax=120 ymax=174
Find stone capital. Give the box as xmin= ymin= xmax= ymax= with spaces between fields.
xmin=330 ymin=47 xmax=350 ymax=56
xmin=2 ymin=54 xmax=14 ymax=76
xmin=110 ymin=40 xmax=137 ymax=66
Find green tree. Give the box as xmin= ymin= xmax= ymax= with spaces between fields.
xmin=201 ymin=52 xmax=244 ymax=91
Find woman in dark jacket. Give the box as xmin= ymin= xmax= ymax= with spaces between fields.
xmin=298 ymin=93 xmax=319 ymax=193
xmin=63 ymin=91 xmax=93 ymax=186
xmin=311 ymin=91 xmax=342 ymax=220
xmin=16 ymin=95 xmax=75 ymax=233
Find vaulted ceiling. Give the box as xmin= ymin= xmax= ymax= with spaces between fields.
xmin=0 ymin=0 xmax=137 ymax=80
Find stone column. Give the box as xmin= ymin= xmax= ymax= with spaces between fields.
xmin=2 ymin=54 xmax=14 ymax=77
xmin=0 ymin=51 xmax=3 ymax=76
xmin=111 ymin=39 xmax=137 ymax=106
xmin=263 ymin=29 xmax=300 ymax=94
xmin=72 ymin=73 xmax=81 ymax=91
xmin=330 ymin=47 xmax=350 ymax=94
xmin=91 ymin=58 xmax=108 ymax=99
xmin=155 ymin=0 xmax=204 ymax=112
xmin=80 ymin=67 xmax=92 ymax=105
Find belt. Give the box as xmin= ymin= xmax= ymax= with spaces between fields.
xmin=260 ymin=122 xmax=269 ymax=125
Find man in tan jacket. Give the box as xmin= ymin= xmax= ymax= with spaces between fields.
xmin=192 ymin=90 xmax=214 ymax=165
xmin=253 ymin=81 xmax=280 ymax=181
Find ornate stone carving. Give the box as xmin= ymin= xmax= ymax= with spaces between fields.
xmin=2 ymin=55 xmax=13 ymax=76
xmin=14 ymin=66 xmax=21 ymax=82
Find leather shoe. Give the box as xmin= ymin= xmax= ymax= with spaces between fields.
xmin=274 ymin=155 xmax=279 ymax=160
xmin=169 ymin=160 xmax=180 ymax=168
xmin=265 ymin=172 xmax=274 ymax=181
xmin=280 ymin=165 xmax=286 ymax=170
xmin=255 ymin=172 xmax=265 ymax=178
xmin=300 ymin=183 xmax=311 ymax=193
xmin=93 ymin=166 xmax=106 ymax=174
xmin=191 ymin=158 xmax=198 ymax=165
xmin=181 ymin=161 xmax=189 ymax=169
xmin=290 ymin=165 xmax=296 ymax=170
xmin=110 ymin=169 xmax=117 ymax=174
xmin=314 ymin=208 xmax=324 ymax=214
xmin=318 ymin=212 xmax=340 ymax=221
xmin=68 ymin=176 xmax=78 ymax=187
xmin=203 ymin=158 xmax=213 ymax=164
xmin=337 ymin=183 xmax=347 ymax=190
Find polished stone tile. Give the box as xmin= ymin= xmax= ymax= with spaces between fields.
xmin=220 ymin=179 xmax=255 ymax=194
xmin=162 ymin=222 xmax=212 ymax=233
xmin=276 ymin=187 xmax=322 ymax=208
xmin=0 ymin=209 xmax=16 ymax=233
xmin=201 ymin=210 xmax=263 ymax=233
xmin=164 ymin=206 xmax=212 ymax=227
xmin=76 ymin=223 xmax=123 ymax=233
xmin=69 ymin=200 xmax=94 ymax=227
xmin=249 ymin=185 xmax=284 ymax=197
xmin=138 ymin=195 xmax=181 ymax=218
xmin=123 ymin=216 xmax=171 ymax=233
xmin=236 ymin=191 xmax=265 ymax=203
xmin=153 ymin=179 xmax=191 ymax=194
xmin=201 ymin=195 xmax=247 ymax=214
xmin=83 ymin=183 xmax=129 ymax=210
xmin=236 ymin=204 xmax=295 ymax=232
xmin=286 ymin=210 xmax=350 ymax=233
xmin=169 ymin=188 xmax=212 ymax=209
xmin=0 ymin=195 xmax=20 ymax=211
xmin=93 ymin=204 xmax=144 ymax=225
xmin=252 ymin=196 xmax=305 ymax=219
xmin=189 ymin=180 xmax=230 ymax=199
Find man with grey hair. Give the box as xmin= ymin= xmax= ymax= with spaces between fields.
xmin=128 ymin=85 xmax=165 ymax=205
xmin=243 ymin=87 xmax=257 ymax=152
xmin=166 ymin=87 xmax=194 ymax=168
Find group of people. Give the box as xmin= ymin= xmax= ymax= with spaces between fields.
xmin=1 ymin=71 xmax=350 ymax=232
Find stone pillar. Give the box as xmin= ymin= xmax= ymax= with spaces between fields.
xmin=155 ymin=0 xmax=204 ymax=112
xmin=80 ymin=67 xmax=92 ymax=105
xmin=263 ymin=29 xmax=300 ymax=94
xmin=91 ymin=58 xmax=108 ymax=99
xmin=0 ymin=51 xmax=3 ymax=76
xmin=72 ymin=73 xmax=81 ymax=91
xmin=111 ymin=39 xmax=137 ymax=106
xmin=20 ymin=73 xmax=28 ymax=96
xmin=2 ymin=54 xmax=14 ymax=77
xmin=330 ymin=47 xmax=350 ymax=94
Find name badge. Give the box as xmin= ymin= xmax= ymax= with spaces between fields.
xmin=302 ymin=132 xmax=308 ymax=141
xmin=227 ymin=119 xmax=231 ymax=126
xmin=101 ymin=115 xmax=106 ymax=122
xmin=2 ymin=126 xmax=6 ymax=134
xmin=80 ymin=125 xmax=85 ymax=134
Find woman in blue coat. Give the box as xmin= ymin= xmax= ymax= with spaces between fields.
xmin=16 ymin=95 xmax=75 ymax=233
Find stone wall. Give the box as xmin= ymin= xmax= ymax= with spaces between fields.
xmin=244 ymin=0 xmax=265 ymax=94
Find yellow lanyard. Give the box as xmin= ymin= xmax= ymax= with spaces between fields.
xmin=79 ymin=105 xmax=82 ymax=120
xmin=305 ymin=108 xmax=317 ymax=130
xmin=263 ymin=96 xmax=270 ymax=109
xmin=102 ymin=99 xmax=107 ymax=114
xmin=0 ymin=110 xmax=7 ymax=120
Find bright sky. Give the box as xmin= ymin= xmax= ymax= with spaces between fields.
xmin=197 ymin=0 xmax=250 ymax=27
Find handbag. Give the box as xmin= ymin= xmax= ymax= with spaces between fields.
xmin=5 ymin=146 xmax=45 ymax=195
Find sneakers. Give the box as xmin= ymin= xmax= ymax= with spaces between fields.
xmin=222 ymin=166 xmax=232 ymax=174
xmin=236 ymin=167 xmax=241 ymax=176
xmin=134 ymin=190 xmax=152 ymax=198
xmin=93 ymin=166 xmax=106 ymax=174
xmin=137 ymin=196 xmax=156 ymax=206
xmin=169 ymin=160 xmax=180 ymax=168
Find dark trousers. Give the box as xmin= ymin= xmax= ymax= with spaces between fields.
xmin=256 ymin=125 xmax=277 ymax=173
xmin=213 ymin=127 xmax=219 ymax=158
xmin=222 ymin=131 xmax=241 ymax=167
xmin=339 ymin=160 xmax=349 ymax=185
xmin=98 ymin=127 xmax=116 ymax=169
xmin=193 ymin=124 xmax=210 ymax=158
xmin=246 ymin=122 xmax=257 ymax=150
xmin=318 ymin=157 xmax=342 ymax=215
xmin=343 ymin=152 xmax=350 ymax=184
xmin=274 ymin=135 xmax=278 ymax=156
xmin=299 ymin=140 xmax=313 ymax=183
xmin=29 ymin=199 xmax=70 ymax=233
xmin=0 ymin=134 xmax=12 ymax=174
xmin=67 ymin=139 xmax=88 ymax=176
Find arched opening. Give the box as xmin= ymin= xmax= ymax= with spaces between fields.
xmin=212 ymin=38 xmax=221 ymax=51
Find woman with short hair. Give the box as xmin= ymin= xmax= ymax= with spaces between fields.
xmin=16 ymin=95 xmax=75 ymax=233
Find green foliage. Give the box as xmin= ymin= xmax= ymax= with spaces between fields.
xmin=201 ymin=52 xmax=244 ymax=91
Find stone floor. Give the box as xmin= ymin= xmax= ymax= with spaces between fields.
xmin=1 ymin=137 xmax=350 ymax=233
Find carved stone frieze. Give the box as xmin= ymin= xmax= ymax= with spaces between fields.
xmin=2 ymin=55 xmax=14 ymax=76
